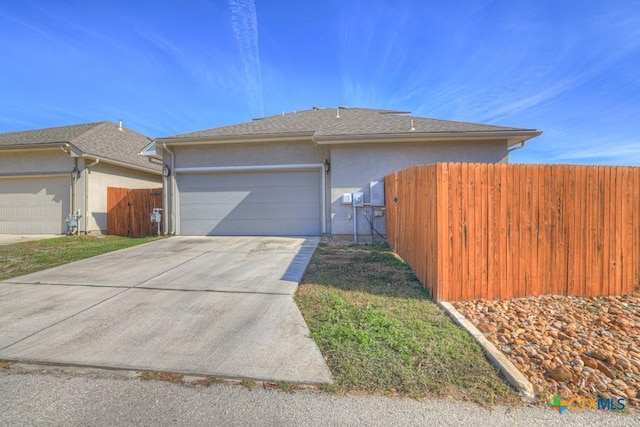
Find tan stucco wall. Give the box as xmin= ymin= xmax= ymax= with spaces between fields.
xmin=329 ymin=140 xmax=509 ymax=236
xmin=0 ymin=148 xmax=73 ymax=174
xmin=83 ymin=162 xmax=161 ymax=233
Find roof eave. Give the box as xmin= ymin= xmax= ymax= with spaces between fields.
xmin=81 ymin=154 xmax=162 ymax=176
xmin=158 ymin=132 xmax=315 ymax=146
xmin=312 ymin=130 xmax=543 ymax=146
xmin=0 ymin=142 xmax=71 ymax=151
xmin=139 ymin=140 xmax=162 ymax=159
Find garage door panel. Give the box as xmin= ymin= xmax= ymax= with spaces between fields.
xmin=178 ymin=170 xmax=321 ymax=236
xmin=0 ymin=177 xmax=69 ymax=234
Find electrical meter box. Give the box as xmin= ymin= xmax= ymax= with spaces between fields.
xmin=150 ymin=208 xmax=162 ymax=223
xmin=65 ymin=214 xmax=78 ymax=228
xmin=341 ymin=193 xmax=352 ymax=204
xmin=370 ymin=180 xmax=385 ymax=206
xmin=352 ymin=191 xmax=364 ymax=207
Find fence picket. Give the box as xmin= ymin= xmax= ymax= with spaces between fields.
xmin=385 ymin=163 xmax=640 ymax=302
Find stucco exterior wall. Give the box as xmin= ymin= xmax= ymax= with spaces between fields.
xmin=83 ymin=162 xmax=161 ymax=233
xmin=173 ymin=141 xmax=328 ymax=167
xmin=0 ymin=148 xmax=73 ymax=175
xmin=329 ymin=140 xmax=509 ymax=236
xmin=165 ymin=139 xmax=509 ymax=237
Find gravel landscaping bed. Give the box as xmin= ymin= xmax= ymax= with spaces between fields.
xmin=453 ymin=292 xmax=640 ymax=408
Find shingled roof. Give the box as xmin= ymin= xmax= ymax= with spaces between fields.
xmin=0 ymin=122 xmax=160 ymax=173
xmin=162 ymin=107 xmax=541 ymax=144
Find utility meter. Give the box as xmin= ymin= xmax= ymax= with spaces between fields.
xmin=352 ymin=191 xmax=364 ymax=207
xmin=150 ymin=208 xmax=162 ymax=223
xmin=150 ymin=208 xmax=163 ymax=236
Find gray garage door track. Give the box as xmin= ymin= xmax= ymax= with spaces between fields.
xmin=0 ymin=236 xmax=332 ymax=384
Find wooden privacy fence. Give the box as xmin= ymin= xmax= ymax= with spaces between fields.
xmin=385 ymin=163 xmax=640 ymax=302
xmin=107 ymin=187 xmax=162 ymax=237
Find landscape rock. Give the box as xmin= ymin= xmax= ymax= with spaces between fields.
xmin=580 ymin=354 xmax=598 ymax=369
xmin=453 ymin=291 xmax=640 ymax=408
xmin=548 ymin=367 xmax=573 ymax=382
xmin=476 ymin=323 xmax=496 ymax=333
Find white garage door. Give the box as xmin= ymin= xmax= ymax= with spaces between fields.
xmin=178 ymin=169 xmax=322 ymax=236
xmin=0 ymin=176 xmax=69 ymax=234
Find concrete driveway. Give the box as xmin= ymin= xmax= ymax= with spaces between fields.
xmin=0 ymin=236 xmax=332 ymax=384
xmin=0 ymin=235 xmax=59 ymax=245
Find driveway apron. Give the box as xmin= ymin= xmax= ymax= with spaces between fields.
xmin=0 ymin=236 xmax=332 ymax=384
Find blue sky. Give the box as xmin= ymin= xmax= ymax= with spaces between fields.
xmin=0 ymin=0 xmax=639 ymax=165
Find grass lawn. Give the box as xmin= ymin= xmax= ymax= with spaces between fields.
xmin=296 ymin=242 xmax=519 ymax=405
xmin=0 ymin=235 xmax=158 ymax=281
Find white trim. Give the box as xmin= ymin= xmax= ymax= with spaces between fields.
xmin=0 ymin=172 xmax=69 ymax=179
xmin=159 ymin=133 xmax=314 ymax=146
xmin=312 ymin=131 xmax=542 ymax=146
xmin=175 ymin=163 xmax=324 ymax=174
xmin=174 ymin=163 xmax=326 ymax=234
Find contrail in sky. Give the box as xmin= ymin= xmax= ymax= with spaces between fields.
xmin=229 ymin=0 xmax=264 ymax=117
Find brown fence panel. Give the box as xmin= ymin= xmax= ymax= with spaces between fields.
xmin=385 ymin=162 xmax=640 ymax=302
xmin=107 ymin=187 xmax=162 ymax=237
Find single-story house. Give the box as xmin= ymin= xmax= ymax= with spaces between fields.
xmin=0 ymin=121 xmax=161 ymax=234
xmin=143 ymin=107 xmax=541 ymax=238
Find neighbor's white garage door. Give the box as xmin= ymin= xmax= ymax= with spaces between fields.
xmin=0 ymin=176 xmax=69 ymax=234
xmin=178 ymin=170 xmax=321 ymax=236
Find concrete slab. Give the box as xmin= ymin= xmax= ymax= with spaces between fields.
xmin=0 ymin=236 xmax=332 ymax=384
xmin=0 ymin=283 xmax=123 ymax=349
xmin=0 ymin=235 xmax=59 ymax=246
xmin=0 ymin=288 xmax=332 ymax=383
xmin=136 ymin=235 xmax=318 ymax=254
xmin=141 ymin=247 xmax=316 ymax=295
xmin=5 ymin=250 xmax=203 ymax=287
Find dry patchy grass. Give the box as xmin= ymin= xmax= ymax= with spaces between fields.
xmin=296 ymin=242 xmax=519 ymax=405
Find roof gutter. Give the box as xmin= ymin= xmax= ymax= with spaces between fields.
xmin=0 ymin=142 xmax=71 ymax=151
xmin=507 ymin=141 xmax=526 ymax=152
xmin=157 ymin=130 xmax=541 ymax=147
xmin=312 ymin=130 xmax=542 ymax=146
xmin=158 ymin=132 xmax=315 ymax=146
xmin=81 ymin=154 xmax=162 ymax=176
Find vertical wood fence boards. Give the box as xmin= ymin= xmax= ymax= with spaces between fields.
xmin=385 ymin=163 xmax=640 ymax=302
xmin=107 ymin=187 xmax=162 ymax=237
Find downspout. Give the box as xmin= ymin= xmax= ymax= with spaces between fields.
xmin=72 ymin=158 xmax=78 ymax=231
xmin=83 ymin=158 xmax=100 ymax=234
xmin=507 ymin=141 xmax=526 ymax=152
xmin=162 ymin=142 xmax=175 ymax=235
xmin=60 ymin=144 xmax=73 ymax=223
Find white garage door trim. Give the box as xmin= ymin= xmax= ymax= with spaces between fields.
xmin=174 ymin=163 xmax=326 ymax=235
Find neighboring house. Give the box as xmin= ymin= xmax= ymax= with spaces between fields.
xmin=0 ymin=121 xmax=161 ymax=234
xmin=143 ymin=107 xmax=541 ymax=238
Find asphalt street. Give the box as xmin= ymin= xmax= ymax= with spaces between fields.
xmin=1 ymin=366 xmax=637 ymax=427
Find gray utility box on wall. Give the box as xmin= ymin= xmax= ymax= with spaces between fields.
xmin=370 ymin=180 xmax=385 ymax=206
xmin=352 ymin=191 xmax=364 ymax=207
